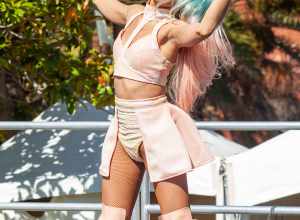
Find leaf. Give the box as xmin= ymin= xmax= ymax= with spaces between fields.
xmin=0 ymin=0 xmax=114 ymax=119
xmin=98 ymin=87 xmax=106 ymax=95
xmin=106 ymin=86 xmax=113 ymax=95
xmin=71 ymin=67 xmax=80 ymax=76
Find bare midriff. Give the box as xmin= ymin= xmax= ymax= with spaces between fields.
xmin=114 ymin=76 xmax=166 ymax=99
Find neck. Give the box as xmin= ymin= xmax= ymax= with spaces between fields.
xmin=147 ymin=0 xmax=155 ymax=7
xmin=143 ymin=0 xmax=173 ymax=21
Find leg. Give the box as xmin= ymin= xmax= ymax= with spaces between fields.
xmin=100 ymin=138 xmax=145 ymax=220
xmin=139 ymin=145 xmax=194 ymax=220
xmin=155 ymin=174 xmax=194 ymax=220
xmin=154 ymin=173 xmax=190 ymax=214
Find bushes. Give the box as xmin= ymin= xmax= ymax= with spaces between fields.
xmin=0 ymin=0 xmax=114 ymax=114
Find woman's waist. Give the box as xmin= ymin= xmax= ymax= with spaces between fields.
xmin=114 ymin=76 xmax=166 ymax=97
xmin=114 ymin=90 xmax=166 ymax=100
xmin=115 ymin=93 xmax=168 ymax=110
xmin=114 ymin=85 xmax=166 ymax=100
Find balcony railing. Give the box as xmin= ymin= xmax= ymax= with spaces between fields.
xmin=0 ymin=121 xmax=299 ymax=220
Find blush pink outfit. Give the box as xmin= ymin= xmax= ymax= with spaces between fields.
xmin=98 ymin=3 xmax=216 ymax=183
xmin=113 ymin=6 xmax=176 ymax=86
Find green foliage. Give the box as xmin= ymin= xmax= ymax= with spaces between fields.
xmin=0 ymin=0 xmax=114 ymax=115
xmin=223 ymin=1 xmax=299 ymax=67
xmin=223 ymin=11 xmax=262 ymax=66
xmin=248 ymin=0 xmax=300 ymax=29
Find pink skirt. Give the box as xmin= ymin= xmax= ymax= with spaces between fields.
xmin=98 ymin=94 xmax=215 ymax=182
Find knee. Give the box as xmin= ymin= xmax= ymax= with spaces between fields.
xmin=98 ymin=203 xmax=130 ymax=220
xmin=158 ymin=206 xmax=194 ymax=220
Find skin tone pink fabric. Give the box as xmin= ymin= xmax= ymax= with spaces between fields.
xmin=113 ymin=5 xmax=176 ymax=86
xmin=95 ymin=0 xmax=234 ymax=109
xmin=98 ymin=95 xmax=216 ymax=182
xmin=99 ymin=135 xmax=194 ymax=220
xmin=93 ymin=0 xmax=232 ymax=219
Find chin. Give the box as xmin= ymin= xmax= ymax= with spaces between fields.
xmin=158 ymin=3 xmax=172 ymax=9
xmin=155 ymin=0 xmax=173 ymax=9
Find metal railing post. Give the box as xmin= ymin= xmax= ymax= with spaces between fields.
xmin=141 ymin=172 xmax=150 ymax=220
xmin=219 ymin=158 xmax=228 ymax=220
xmin=132 ymin=194 xmax=140 ymax=220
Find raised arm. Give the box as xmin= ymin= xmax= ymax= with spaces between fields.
xmin=168 ymin=0 xmax=233 ymax=48
xmin=92 ymin=0 xmax=129 ymax=25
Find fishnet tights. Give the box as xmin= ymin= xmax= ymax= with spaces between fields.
xmin=100 ymin=137 xmax=190 ymax=219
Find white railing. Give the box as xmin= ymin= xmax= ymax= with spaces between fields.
xmin=0 ymin=202 xmax=300 ymax=214
xmin=0 ymin=121 xmax=299 ymax=131
xmin=0 ymin=121 xmax=300 ymax=220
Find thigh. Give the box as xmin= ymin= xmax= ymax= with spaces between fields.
xmin=139 ymin=145 xmax=190 ymax=214
xmin=101 ymin=138 xmax=145 ymax=219
xmin=154 ymin=174 xmax=190 ymax=214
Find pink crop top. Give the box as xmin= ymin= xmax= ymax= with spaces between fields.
xmin=113 ymin=4 xmax=177 ymax=86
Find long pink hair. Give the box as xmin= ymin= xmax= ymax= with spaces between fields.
xmin=166 ymin=24 xmax=236 ymax=113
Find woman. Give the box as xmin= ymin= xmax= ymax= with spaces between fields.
xmin=93 ymin=0 xmax=235 ymax=219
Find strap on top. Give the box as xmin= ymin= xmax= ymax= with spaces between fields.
xmin=122 ymin=10 xmax=176 ymax=50
xmin=120 ymin=14 xmax=176 ymax=74
xmin=124 ymin=10 xmax=144 ymax=29
xmin=123 ymin=14 xmax=150 ymax=49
